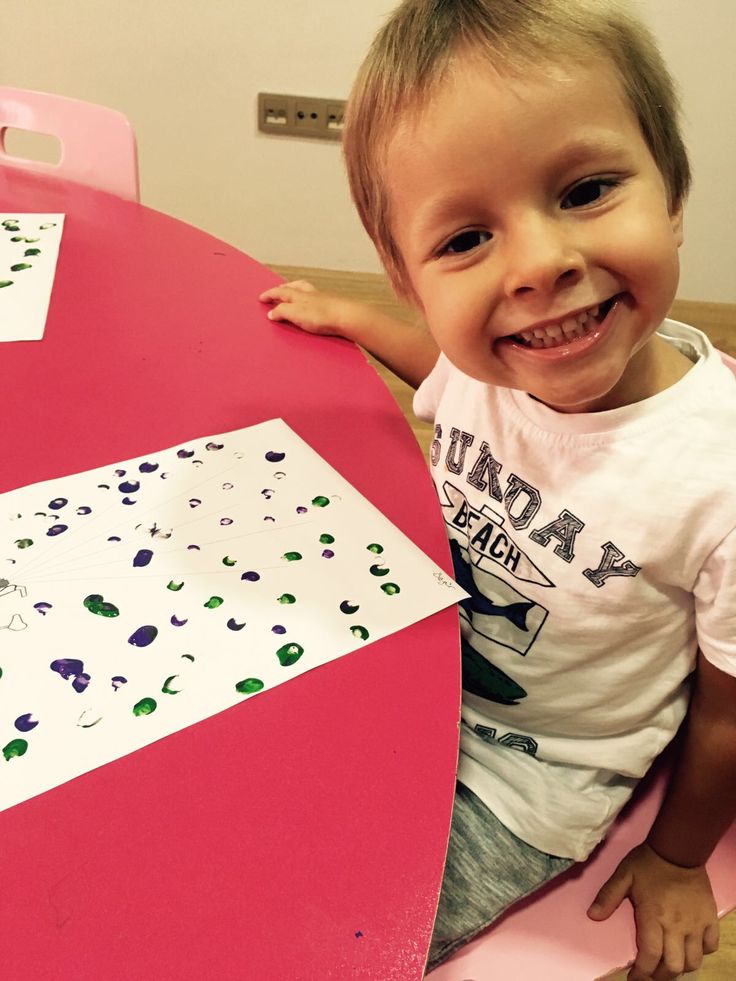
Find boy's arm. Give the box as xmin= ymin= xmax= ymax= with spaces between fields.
xmin=588 ymin=651 xmax=736 ymax=980
xmin=260 ymin=280 xmax=439 ymax=390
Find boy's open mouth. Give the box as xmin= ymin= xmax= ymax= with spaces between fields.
xmin=511 ymin=296 xmax=617 ymax=349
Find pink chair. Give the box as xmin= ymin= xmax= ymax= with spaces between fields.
xmin=0 ymin=87 xmax=139 ymax=200
xmin=430 ymin=351 xmax=736 ymax=981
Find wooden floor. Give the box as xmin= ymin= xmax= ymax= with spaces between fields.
xmin=270 ymin=263 xmax=736 ymax=980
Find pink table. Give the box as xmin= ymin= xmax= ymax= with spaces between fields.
xmin=0 ymin=167 xmax=460 ymax=980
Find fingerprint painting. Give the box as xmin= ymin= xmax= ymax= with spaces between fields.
xmin=0 ymin=214 xmax=65 ymax=342
xmin=0 ymin=418 xmax=466 ymax=812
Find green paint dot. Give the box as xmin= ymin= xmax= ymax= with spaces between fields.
xmin=24 ymin=237 xmax=40 ymax=243
xmin=282 ymin=551 xmax=302 ymax=562
xmin=1 ymin=219 xmax=19 ymax=227
xmin=133 ymin=697 xmax=157 ymax=716
xmin=235 ymin=677 xmax=265 ymax=694
xmin=0 ymin=280 xmax=13 ymax=288
xmin=222 ymin=556 xmax=237 ymax=566
xmin=351 ymin=625 xmax=370 ymax=641
xmin=24 ymin=248 xmax=41 ymax=256
xmin=319 ymin=533 xmax=335 ymax=544
xmin=83 ymin=594 xmax=119 ymax=617
xmin=15 ymin=538 xmax=33 ymax=549
xmin=39 ymin=222 xmax=57 ymax=229
xmin=370 ymin=564 xmax=390 ymax=577
xmin=10 ymin=263 xmax=32 ymax=272
xmin=9 ymin=236 xmax=23 ymax=242
xmin=311 ymin=496 xmax=330 ymax=508
xmin=367 ymin=543 xmax=384 ymax=554
xmin=381 ymin=582 xmax=401 ymax=595
xmin=162 ymin=675 xmax=181 ymax=694
xmin=0 ymin=667 xmax=3 ymax=680
xmin=277 ymin=593 xmax=296 ymax=604
xmin=204 ymin=596 xmax=224 ymax=608
xmin=339 ymin=600 xmax=359 ymax=614
xmin=167 ymin=580 xmax=184 ymax=591
xmin=276 ymin=642 xmax=304 ymax=667
xmin=3 ymin=738 xmax=28 ymax=761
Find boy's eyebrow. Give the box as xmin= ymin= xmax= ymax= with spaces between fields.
xmin=551 ymin=136 xmax=630 ymax=170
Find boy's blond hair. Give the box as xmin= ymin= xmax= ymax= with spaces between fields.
xmin=342 ymin=0 xmax=691 ymax=301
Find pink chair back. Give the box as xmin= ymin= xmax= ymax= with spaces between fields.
xmin=721 ymin=350 xmax=736 ymax=375
xmin=0 ymin=87 xmax=139 ymax=201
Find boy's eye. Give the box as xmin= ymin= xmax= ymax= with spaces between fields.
xmin=561 ymin=178 xmax=618 ymax=209
xmin=441 ymin=230 xmax=491 ymax=255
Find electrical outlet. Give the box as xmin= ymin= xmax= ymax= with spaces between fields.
xmin=258 ymin=93 xmax=345 ymax=141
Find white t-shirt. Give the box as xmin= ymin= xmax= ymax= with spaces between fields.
xmin=413 ymin=321 xmax=736 ymax=860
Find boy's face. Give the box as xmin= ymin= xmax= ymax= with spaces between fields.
xmin=385 ymin=55 xmax=685 ymax=412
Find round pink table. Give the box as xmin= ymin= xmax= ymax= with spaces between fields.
xmin=0 ymin=167 xmax=460 ymax=980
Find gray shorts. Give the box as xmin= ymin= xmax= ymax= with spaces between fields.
xmin=426 ymin=782 xmax=575 ymax=973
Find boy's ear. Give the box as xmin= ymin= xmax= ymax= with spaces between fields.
xmin=670 ymin=197 xmax=684 ymax=246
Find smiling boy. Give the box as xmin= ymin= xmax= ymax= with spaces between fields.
xmin=260 ymin=1 xmax=736 ymax=977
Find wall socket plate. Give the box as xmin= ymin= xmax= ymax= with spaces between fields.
xmin=258 ymin=92 xmax=346 ymax=141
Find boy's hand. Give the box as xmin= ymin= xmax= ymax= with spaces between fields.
xmin=259 ymin=280 xmax=371 ymax=340
xmin=587 ymin=842 xmax=719 ymax=980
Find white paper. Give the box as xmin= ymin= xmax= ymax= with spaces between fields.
xmin=0 ymin=419 xmax=466 ymax=811
xmin=0 ymin=214 xmax=65 ymax=341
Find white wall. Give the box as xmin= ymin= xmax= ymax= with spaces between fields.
xmin=1 ymin=0 xmax=734 ymax=301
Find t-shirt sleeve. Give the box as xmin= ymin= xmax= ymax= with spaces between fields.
xmin=412 ymin=352 xmax=451 ymax=422
xmin=693 ymin=527 xmax=736 ymax=676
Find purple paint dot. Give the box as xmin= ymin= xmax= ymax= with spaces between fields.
xmin=34 ymin=602 xmax=52 ymax=615
xmin=206 ymin=442 xmax=224 ymax=451
xmin=265 ymin=451 xmax=285 ymax=463
xmin=47 ymin=524 xmax=68 ymax=536
xmin=98 ymin=483 xmax=110 ymax=490
xmin=139 ymin=461 xmax=159 ymax=473
xmin=170 ymin=615 xmax=188 ymax=627
xmin=220 ymin=517 xmax=233 ymax=526
xmin=108 ymin=535 xmax=121 ymax=542
xmin=189 ymin=498 xmax=201 ymax=509
xmin=296 ymin=506 xmax=308 ymax=514
xmin=119 ymin=480 xmax=140 ymax=494
xmin=114 ymin=469 xmax=126 ymax=477
xmin=133 ymin=548 xmax=154 ymax=568
xmin=48 ymin=497 xmax=67 ymax=510
xmin=241 ymin=571 xmax=260 ymax=582
xmin=72 ymin=673 xmax=91 ymax=693
xmin=14 ymin=713 xmax=39 ymax=732
xmin=263 ymin=515 xmax=275 ymax=523
xmin=51 ymin=658 xmax=84 ymax=680
xmin=128 ymin=625 xmax=158 ymax=647
xmin=322 ymin=549 xmax=335 ymax=558
xmin=222 ymin=482 xmax=234 ymax=490
xmin=177 ymin=448 xmax=194 ymax=458
xmin=187 ymin=544 xmax=201 ymax=551
xmin=76 ymin=506 xmax=92 ymax=515
xmin=227 ymin=618 xmax=246 ymax=631
xmin=122 ymin=497 xmax=137 ymax=505
xmin=111 ymin=676 xmax=127 ymax=691
xmin=272 ymin=624 xmax=286 ymax=634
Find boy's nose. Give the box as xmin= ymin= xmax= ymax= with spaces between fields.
xmin=503 ymin=217 xmax=584 ymax=298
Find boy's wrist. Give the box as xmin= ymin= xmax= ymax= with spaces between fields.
xmin=644 ymin=837 xmax=706 ymax=870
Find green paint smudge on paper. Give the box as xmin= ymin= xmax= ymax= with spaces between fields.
xmin=133 ymin=697 xmax=157 ymax=716
xmin=235 ymin=678 xmax=264 ymax=694
xmin=3 ymin=738 xmax=28 ymax=761
xmin=276 ymin=643 xmax=304 ymax=667
xmin=204 ymin=596 xmax=224 ymax=609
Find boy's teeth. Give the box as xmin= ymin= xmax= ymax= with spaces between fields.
xmin=513 ymin=302 xmax=606 ymax=347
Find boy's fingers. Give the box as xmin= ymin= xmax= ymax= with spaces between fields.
xmin=683 ymin=933 xmax=705 ymax=973
xmin=587 ymin=871 xmax=629 ymax=919
xmin=628 ymin=919 xmax=663 ymax=980
xmin=703 ymin=920 xmax=720 ymax=954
